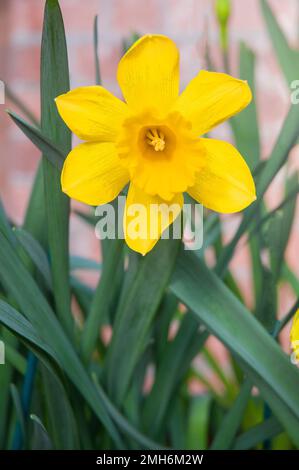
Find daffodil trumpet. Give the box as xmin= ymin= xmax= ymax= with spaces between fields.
xmin=55 ymin=34 xmax=256 ymax=255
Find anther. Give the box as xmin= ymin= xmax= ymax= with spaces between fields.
xmin=146 ymin=128 xmax=166 ymax=152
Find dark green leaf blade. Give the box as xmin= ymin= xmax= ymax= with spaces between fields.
xmin=231 ymin=42 xmax=260 ymax=170
xmin=217 ymin=102 xmax=299 ymax=275
xmin=233 ymin=416 xmax=283 ymax=450
xmin=260 ymin=0 xmax=299 ymax=85
xmin=105 ymin=238 xmax=181 ymax=406
xmin=171 ymin=250 xmax=299 ymax=446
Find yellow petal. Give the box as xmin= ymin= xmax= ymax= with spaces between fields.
xmin=188 ymin=138 xmax=256 ymax=213
xmin=290 ymin=309 xmax=299 ymax=361
xmin=175 ymin=71 xmax=252 ymax=135
xmin=55 ymin=86 xmax=129 ymax=141
xmin=117 ymin=35 xmax=179 ymax=114
xmin=124 ymin=184 xmax=183 ymax=255
xmin=61 ymin=142 xmax=129 ymax=205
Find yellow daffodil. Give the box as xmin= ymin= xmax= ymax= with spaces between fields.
xmin=290 ymin=309 xmax=299 ymax=362
xmin=55 ymin=34 xmax=256 ymax=255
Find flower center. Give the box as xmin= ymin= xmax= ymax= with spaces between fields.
xmin=146 ymin=128 xmax=165 ymax=152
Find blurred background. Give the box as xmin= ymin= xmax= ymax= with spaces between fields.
xmin=1 ymin=0 xmax=299 ymax=365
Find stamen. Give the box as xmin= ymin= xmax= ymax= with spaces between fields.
xmin=146 ymin=130 xmax=155 ymax=139
xmin=146 ymin=128 xmax=166 ymax=152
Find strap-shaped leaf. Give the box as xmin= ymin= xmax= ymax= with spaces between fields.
xmin=261 ymin=0 xmax=299 ymax=85
xmin=143 ymin=312 xmax=208 ymax=437
xmin=0 ymin=228 xmax=167 ymax=449
xmin=7 ymin=111 xmax=64 ymax=170
xmin=104 ymin=238 xmax=181 ymax=406
xmin=217 ymin=101 xmax=299 ymax=275
xmin=231 ymin=42 xmax=260 ymax=170
xmin=233 ymin=416 xmax=283 ymax=450
xmin=41 ymin=0 xmax=72 ymax=336
xmin=171 ymin=250 xmax=299 ymax=446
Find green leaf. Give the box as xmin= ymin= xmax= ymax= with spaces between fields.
xmin=273 ymin=298 xmax=299 ymax=339
xmin=81 ymin=238 xmax=124 ymax=362
xmin=186 ymin=395 xmax=212 ymax=450
xmin=3 ymin=343 xmax=26 ymax=375
xmin=0 ymin=300 xmax=59 ymax=363
xmin=10 ymin=384 xmax=26 ymax=447
xmin=0 ymin=328 xmax=16 ymax=447
xmin=201 ymin=212 xmax=222 ymax=253
xmin=0 ymin=200 xmax=16 ymax=245
xmin=70 ymin=256 xmax=101 ymax=272
xmin=230 ymin=40 xmax=264 ymax=313
xmin=171 ymin=250 xmax=299 ymax=446
xmin=249 ymin=183 xmax=299 ymax=241
xmin=3 ymin=83 xmax=39 ymax=127
xmin=168 ymin=398 xmax=186 ymax=449
xmin=92 ymin=374 xmax=166 ymax=450
xmin=93 ymin=15 xmax=101 ymax=85
xmin=70 ymin=276 xmax=94 ymax=317
xmin=256 ymin=173 xmax=298 ymax=331
xmin=0 ymin=230 xmax=123 ymax=447
xmin=74 ymin=209 xmax=95 ymax=226
xmin=217 ymin=102 xmax=299 ymax=275
xmin=190 ymin=367 xmax=220 ymax=398
xmin=269 ymin=172 xmax=298 ymax=280
xmin=154 ymin=292 xmax=178 ymax=360
xmin=202 ymin=347 xmax=236 ymax=400
xmin=41 ymin=0 xmax=72 ymax=336
xmin=30 ymin=414 xmax=53 ymax=450
xmin=23 ymin=163 xmax=47 ymax=250
xmin=14 ymin=228 xmax=52 ymax=290
xmin=0 ymin=229 xmax=166 ymax=449
xmin=255 ymin=267 xmax=277 ymax=332
xmin=143 ymin=311 xmax=208 ymax=438
xmin=122 ymin=32 xmax=140 ymax=54
xmin=282 ymin=263 xmax=299 ymax=297
xmin=231 ymin=42 xmax=260 ymax=169
xmin=40 ymin=364 xmax=79 ymax=449
xmin=251 ymin=96 xmax=299 ymax=201
xmin=104 ymin=237 xmax=181 ymax=406
xmin=7 ymin=110 xmax=63 ymax=170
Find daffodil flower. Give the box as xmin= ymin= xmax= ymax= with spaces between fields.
xmin=55 ymin=34 xmax=256 ymax=255
xmin=290 ymin=309 xmax=299 ymax=362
